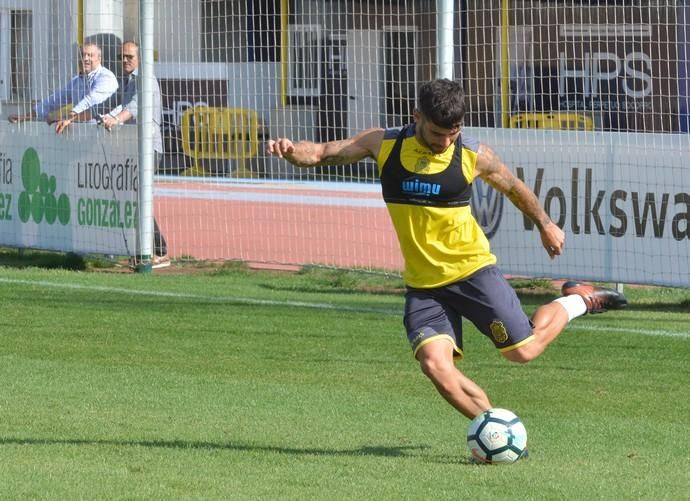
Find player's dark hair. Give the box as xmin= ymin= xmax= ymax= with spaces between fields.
xmin=417 ymin=79 xmax=465 ymax=129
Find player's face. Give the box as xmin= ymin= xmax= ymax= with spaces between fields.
xmin=80 ymin=45 xmax=101 ymax=73
xmin=122 ymin=44 xmax=139 ymax=75
xmin=414 ymin=111 xmax=461 ymax=154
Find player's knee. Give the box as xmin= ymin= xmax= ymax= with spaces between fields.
xmin=419 ymin=356 xmax=456 ymax=388
xmin=501 ymin=347 xmax=535 ymax=364
xmin=419 ymin=363 xmax=455 ymax=398
xmin=419 ymin=357 xmax=440 ymax=379
xmin=415 ymin=339 xmax=457 ymax=385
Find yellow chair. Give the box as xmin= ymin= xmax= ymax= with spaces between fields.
xmin=180 ymin=106 xmax=260 ymax=177
xmin=509 ymin=112 xmax=594 ymax=131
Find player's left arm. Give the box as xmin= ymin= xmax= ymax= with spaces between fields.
xmin=266 ymin=128 xmax=384 ymax=168
xmin=475 ymin=143 xmax=564 ymax=259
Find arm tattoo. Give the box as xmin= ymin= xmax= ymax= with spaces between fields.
xmin=480 ymin=145 xmax=551 ymax=230
xmin=506 ymin=182 xmax=551 ymax=231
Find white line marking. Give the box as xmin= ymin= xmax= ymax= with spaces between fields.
xmin=155 ymin=175 xmax=383 ymax=192
xmin=2 ymin=277 xmax=688 ymax=340
xmin=568 ymin=324 xmax=690 ymax=339
xmin=0 ymin=277 xmax=400 ymax=316
xmin=156 ymin=187 xmax=386 ymax=208
xmin=153 ymin=177 xmax=386 ymax=207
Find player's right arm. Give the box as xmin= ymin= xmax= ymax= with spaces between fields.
xmin=475 ymin=142 xmax=565 ymax=259
xmin=266 ymin=128 xmax=384 ymax=168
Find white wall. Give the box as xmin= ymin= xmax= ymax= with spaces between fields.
xmin=153 ymin=0 xmax=200 ymax=63
xmin=83 ymin=0 xmax=123 ymax=40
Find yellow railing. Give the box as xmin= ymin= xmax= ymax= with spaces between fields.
xmin=509 ymin=112 xmax=594 ymax=131
xmin=180 ymin=106 xmax=260 ymax=177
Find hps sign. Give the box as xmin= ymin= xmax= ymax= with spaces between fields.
xmin=558 ymin=24 xmax=654 ymax=113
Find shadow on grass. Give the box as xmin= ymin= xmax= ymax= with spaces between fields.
xmin=0 ymin=436 xmax=420 ymax=456
xmin=0 ymin=436 xmax=473 ymax=464
xmin=0 ymin=248 xmax=89 ymax=270
xmin=619 ymin=302 xmax=690 ymax=313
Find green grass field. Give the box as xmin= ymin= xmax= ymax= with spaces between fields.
xmin=0 ymin=261 xmax=688 ymax=500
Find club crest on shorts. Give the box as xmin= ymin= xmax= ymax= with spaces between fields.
xmin=489 ymin=320 xmax=509 ymax=343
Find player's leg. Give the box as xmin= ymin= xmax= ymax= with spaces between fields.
xmin=502 ymin=301 xmax=570 ymax=363
xmin=560 ymin=281 xmax=628 ymax=313
xmin=449 ymin=267 xmax=544 ymax=363
xmin=404 ymin=289 xmax=491 ymax=419
xmin=415 ymin=339 xmax=492 ymax=419
xmin=502 ymin=281 xmax=627 ymax=363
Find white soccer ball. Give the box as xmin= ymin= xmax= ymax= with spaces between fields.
xmin=467 ymin=408 xmax=528 ymax=464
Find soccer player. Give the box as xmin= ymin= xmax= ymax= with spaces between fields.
xmin=265 ymin=79 xmax=627 ymax=420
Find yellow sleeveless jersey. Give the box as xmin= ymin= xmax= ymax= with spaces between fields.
xmin=377 ymin=124 xmax=496 ymax=288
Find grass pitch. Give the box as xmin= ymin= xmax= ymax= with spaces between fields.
xmin=0 ymin=263 xmax=688 ymax=499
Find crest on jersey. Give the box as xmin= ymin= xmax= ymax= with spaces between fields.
xmin=414 ymin=157 xmax=430 ymax=173
xmin=471 ymin=178 xmax=503 ymax=239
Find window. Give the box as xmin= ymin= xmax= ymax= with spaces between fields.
xmin=0 ymin=10 xmax=9 ymax=100
xmin=288 ymin=24 xmax=321 ymax=98
xmin=200 ymin=0 xmax=279 ymax=63
xmin=200 ymin=0 xmax=246 ymax=63
xmin=5 ymin=9 xmax=31 ymax=101
xmin=383 ymin=28 xmax=416 ymax=127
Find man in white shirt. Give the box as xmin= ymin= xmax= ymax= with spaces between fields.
xmin=9 ymin=42 xmax=118 ymax=134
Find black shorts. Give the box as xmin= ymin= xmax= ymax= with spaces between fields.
xmin=403 ymin=266 xmax=534 ymax=359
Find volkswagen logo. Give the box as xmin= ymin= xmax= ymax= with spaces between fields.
xmin=471 ymin=179 xmax=503 ymax=239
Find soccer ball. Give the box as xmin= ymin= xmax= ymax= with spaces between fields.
xmin=467 ymin=408 xmax=528 ymax=464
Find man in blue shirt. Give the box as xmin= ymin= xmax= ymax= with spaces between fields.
xmin=9 ymin=42 xmax=118 ymax=134
xmin=103 ymin=40 xmax=168 ymax=269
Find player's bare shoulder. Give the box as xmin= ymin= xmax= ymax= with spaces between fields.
xmin=319 ymin=127 xmax=385 ymax=165
xmin=473 ymin=141 xmax=521 ymax=195
xmin=475 ymin=142 xmax=504 ymax=176
xmin=350 ymin=127 xmax=386 ymax=158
